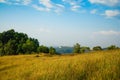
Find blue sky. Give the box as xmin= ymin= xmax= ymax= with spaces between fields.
xmin=0 ymin=0 xmax=120 ymax=48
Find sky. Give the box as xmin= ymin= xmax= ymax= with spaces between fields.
xmin=0 ymin=0 xmax=120 ymax=48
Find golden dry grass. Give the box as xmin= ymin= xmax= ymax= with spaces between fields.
xmin=0 ymin=49 xmax=120 ymax=80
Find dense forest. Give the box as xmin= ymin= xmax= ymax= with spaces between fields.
xmin=0 ymin=29 xmax=119 ymax=56
xmin=0 ymin=29 xmax=56 ymax=56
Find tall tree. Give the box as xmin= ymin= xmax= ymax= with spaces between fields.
xmin=49 ymin=47 xmax=56 ymax=55
xmin=22 ymin=39 xmax=37 ymax=54
xmin=73 ymin=43 xmax=80 ymax=53
xmin=4 ymin=40 xmax=16 ymax=55
xmin=0 ymin=29 xmax=15 ymax=45
xmin=0 ymin=41 xmax=4 ymax=56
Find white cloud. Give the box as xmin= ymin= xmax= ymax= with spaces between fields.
xmin=0 ymin=0 xmax=32 ymax=5
xmin=0 ymin=0 xmax=6 ymax=3
xmin=89 ymin=0 xmax=120 ymax=6
xmin=71 ymin=5 xmax=80 ymax=11
xmin=32 ymin=0 xmax=53 ymax=12
xmin=62 ymin=0 xmax=81 ymax=11
xmin=32 ymin=1 xmax=65 ymax=13
xmin=56 ymin=4 xmax=64 ymax=8
xmin=23 ymin=0 xmax=32 ymax=5
xmin=34 ymin=0 xmax=64 ymax=13
xmin=104 ymin=10 xmax=120 ymax=18
xmin=0 ymin=0 xmax=80 ymax=13
xmin=54 ymin=4 xmax=65 ymax=14
xmin=94 ymin=30 xmax=120 ymax=35
xmin=90 ymin=9 xmax=97 ymax=14
xmin=32 ymin=5 xmax=50 ymax=11
xmin=2 ymin=0 xmax=19 ymax=5
xmin=39 ymin=0 xmax=53 ymax=8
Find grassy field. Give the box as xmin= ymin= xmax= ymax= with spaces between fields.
xmin=0 ymin=49 xmax=120 ymax=80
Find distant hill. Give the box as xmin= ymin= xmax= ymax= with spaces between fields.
xmin=55 ymin=46 xmax=73 ymax=54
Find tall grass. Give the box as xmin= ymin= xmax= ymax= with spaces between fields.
xmin=0 ymin=49 xmax=120 ymax=80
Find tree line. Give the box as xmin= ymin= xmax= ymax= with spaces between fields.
xmin=73 ymin=43 xmax=119 ymax=53
xmin=0 ymin=29 xmax=119 ymax=56
xmin=0 ymin=29 xmax=56 ymax=56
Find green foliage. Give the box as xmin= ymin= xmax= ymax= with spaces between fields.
xmin=107 ymin=45 xmax=119 ymax=50
xmin=73 ymin=43 xmax=90 ymax=53
xmin=93 ymin=46 xmax=102 ymax=51
xmin=37 ymin=45 xmax=49 ymax=53
xmin=80 ymin=46 xmax=90 ymax=53
xmin=4 ymin=40 xmax=17 ymax=55
xmin=73 ymin=43 xmax=80 ymax=53
xmin=0 ymin=41 xmax=4 ymax=56
xmin=49 ymin=47 xmax=56 ymax=55
xmin=0 ymin=29 xmax=39 ymax=55
xmin=22 ymin=39 xmax=36 ymax=54
xmin=0 ymin=29 xmax=15 ymax=44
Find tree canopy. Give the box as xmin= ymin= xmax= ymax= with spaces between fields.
xmin=0 ymin=29 xmax=39 ymax=55
xmin=93 ymin=46 xmax=102 ymax=51
xmin=0 ymin=29 xmax=58 ymax=56
xmin=73 ymin=43 xmax=81 ymax=53
xmin=107 ymin=45 xmax=119 ymax=50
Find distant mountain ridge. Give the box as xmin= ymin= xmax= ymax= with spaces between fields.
xmin=55 ymin=46 xmax=73 ymax=54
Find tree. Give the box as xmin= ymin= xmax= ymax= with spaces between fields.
xmin=80 ymin=46 xmax=90 ymax=53
xmin=0 ymin=41 xmax=4 ymax=56
xmin=22 ymin=39 xmax=37 ymax=54
xmin=107 ymin=45 xmax=119 ymax=50
xmin=49 ymin=47 xmax=56 ymax=55
xmin=0 ymin=29 xmax=39 ymax=55
xmin=93 ymin=46 xmax=102 ymax=51
xmin=0 ymin=29 xmax=15 ymax=45
xmin=4 ymin=40 xmax=16 ymax=55
xmin=29 ymin=38 xmax=39 ymax=52
xmin=73 ymin=43 xmax=80 ymax=53
xmin=37 ymin=45 xmax=49 ymax=53
xmin=15 ymin=33 xmax=28 ymax=54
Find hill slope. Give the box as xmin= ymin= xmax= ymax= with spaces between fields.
xmin=55 ymin=46 xmax=73 ymax=53
xmin=0 ymin=49 xmax=120 ymax=80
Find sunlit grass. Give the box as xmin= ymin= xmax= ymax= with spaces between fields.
xmin=0 ymin=49 xmax=120 ymax=80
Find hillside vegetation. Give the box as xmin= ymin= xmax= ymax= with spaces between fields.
xmin=0 ymin=49 xmax=120 ymax=80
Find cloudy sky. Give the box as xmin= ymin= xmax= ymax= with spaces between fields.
xmin=0 ymin=0 xmax=120 ymax=48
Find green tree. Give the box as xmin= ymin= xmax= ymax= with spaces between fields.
xmin=0 ymin=29 xmax=40 ymax=55
xmin=15 ymin=33 xmax=28 ymax=54
xmin=0 ymin=41 xmax=4 ymax=56
xmin=49 ymin=47 xmax=56 ymax=55
xmin=73 ymin=43 xmax=80 ymax=53
xmin=37 ymin=45 xmax=49 ymax=53
xmin=93 ymin=46 xmax=102 ymax=51
xmin=4 ymin=40 xmax=16 ymax=55
xmin=107 ymin=45 xmax=119 ymax=50
xmin=37 ymin=45 xmax=44 ymax=53
xmin=22 ymin=39 xmax=36 ymax=54
xmin=80 ymin=46 xmax=90 ymax=53
xmin=29 ymin=38 xmax=39 ymax=52
xmin=0 ymin=29 xmax=15 ymax=45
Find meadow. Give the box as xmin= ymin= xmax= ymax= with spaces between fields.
xmin=0 ymin=49 xmax=120 ymax=80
